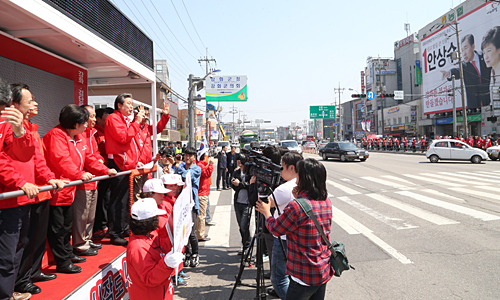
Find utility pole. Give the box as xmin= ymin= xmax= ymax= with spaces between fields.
xmin=187 ymin=74 xmax=195 ymax=148
xmin=334 ymin=83 xmax=345 ymax=141
xmin=199 ymin=49 xmax=216 ymax=144
xmin=452 ymin=75 xmax=457 ymax=137
xmin=378 ymin=57 xmax=386 ymax=137
xmin=453 ymin=21 xmax=468 ymax=137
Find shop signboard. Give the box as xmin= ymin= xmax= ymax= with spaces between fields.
xmin=206 ymin=76 xmax=248 ymax=101
xmin=388 ymin=106 xmax=400 ymax=114
xmin=421 ymin=2 xmax=499 ymax=115
xmin=392 ymin=125 xmax=405 ymax=131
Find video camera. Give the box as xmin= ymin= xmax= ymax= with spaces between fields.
xmin=240 ymin=147 xmax=283 ymax=191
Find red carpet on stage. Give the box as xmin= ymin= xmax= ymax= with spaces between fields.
xmin=32 ymin=239 xmax=128 ymax=300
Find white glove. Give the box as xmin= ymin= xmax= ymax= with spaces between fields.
xmin=164 ymin=250 xmax=184 ymax=268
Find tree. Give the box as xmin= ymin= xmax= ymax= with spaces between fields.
xmin=286 ymin=133 xmax=293 ymax=140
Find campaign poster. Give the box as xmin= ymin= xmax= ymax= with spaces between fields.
xmin=172 ymin=171 xmax=193 ymax=253
xmin=421 ymin=2 xmax=500 ymax=114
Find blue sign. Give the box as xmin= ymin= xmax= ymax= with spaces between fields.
xmin=333 ymin=123 xmax=338 ymax=126
xmin=367 ymin=91 xmax=375 ymax=100
xmin=207 ymin=103 xmax=217 ymax=111
xmin=436 ymin=117 xmax=453 ymax=125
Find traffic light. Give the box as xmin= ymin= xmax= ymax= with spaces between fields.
xmin=351 ymin=94 xmax=367 ymax=98
xmin=487 ymin=116 xmax=498 ymax=122
xmin=380 ymin=94 xmax=395 ymax=98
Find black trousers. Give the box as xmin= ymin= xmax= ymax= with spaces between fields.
xmin=185 ymin=209 xmax=199 ymax=256
xmin=47 ymin=204 xmax=73 ymax=268
xmin=15 ymin=200 xmax=50 ymax=289
xmin=0 ymin=204 xmax=31 ymax=300
xmin=93 ymin=178 xmax=111 ymax=233
xmin=107 ymin=159 xmax=129 ymax=239
xmin=217 ymin=168 xmax=227 ymax=189
xmin=226 ymin=165 xmax=235 ymax=186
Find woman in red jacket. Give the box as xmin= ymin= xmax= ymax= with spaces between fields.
xmin=104 ymin=93 xmax=145 ymax=246
xmin=127 ymin=198 xmax=184 ymax=300
xmin=43 ymin=104 xmax=116 ymax=274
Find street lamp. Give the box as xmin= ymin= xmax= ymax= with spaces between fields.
xmin=187 ymin=69 xmax=221 ymax=148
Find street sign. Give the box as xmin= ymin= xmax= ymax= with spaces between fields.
xmin=394 ymin=90 xmax=404 ymax=100
xmin=310 ymin=106 xmax=336 ymax=119
xmin=207 ymin=110 xmax=216 ymax=119
xmin=367 ymin=91 xmax=375 ymax=100
xmin=206 ymin=75 xmax=247 ymax=102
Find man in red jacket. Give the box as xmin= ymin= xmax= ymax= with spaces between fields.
xmin=483 ymin=135 xmax=492 ymax=150
xmin=72 ymin=105 xmax=107 ymax=258
xmin=0 ymin=83 xmax=64 ymax=300
xmin=44 ymin=105 xmax=115 ymax=274
xmin=196 ymin=144 xmax=214 ymax=242
xmin=133 ymin=102 xmax=170 ymax=202
xmin=105 ymin=93 xmax=145 ymax=246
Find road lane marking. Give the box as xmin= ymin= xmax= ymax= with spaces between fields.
xmin=366 ymin=193 xmax=459 ymax=225
xmin=403 ymin=174 xmax=464 ymax=187
xmin=396 ymin=191 xmax=500 ymax=221
xmin=449 ymin=187 xmax=500 ymax=202
xmin=204 ymin=205 xmax=231 ymax=247
xmin=460 ymin=171 xmax=498 ymax=179
xmin=381 ymin=175 xmax=416 ymax=185
xmin=210 ymin=190 xmax=221 ymax=206
xmin=420 ymin=173 xmax=491 ymax=185
xmin=341 ymin=178 xmax=351 ymax=182
xmin=327 ymin=180 xmax=361 ymax=195
xmin=438 ymin=172 xmax=497 ymax=183
xmin=421 ymin=189 xmax=466 ymax=203
xmin=332 ymin=206 xmax=413 ymax=264
xmin=337 ymin=196 xmax=417 ymax=230
xmin=361 ymin=176 xmax=408 ymax=189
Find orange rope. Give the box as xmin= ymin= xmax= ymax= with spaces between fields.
xmin=127 ymin=164 xmax=158 ymax=236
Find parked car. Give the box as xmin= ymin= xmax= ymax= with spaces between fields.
xmin=279 ymin=140 xmax=303 ymax=154
xmin=318 ymin=140 xmax=329 ymax=148
xmin=426 ymin=139 xmax=487 ymax=163
xmin=319 ymin=142 xmax=368 ymax=162
xmin=216 ymin=140 xmax=230 ymax=154
xmin=486 ymin=145 xmax=500 ymax=160
xmin=303 ymin=141 xmax=316 ymax=148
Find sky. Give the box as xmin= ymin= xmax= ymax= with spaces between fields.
xmin=111 ymin=0 xmax=464 ymax=128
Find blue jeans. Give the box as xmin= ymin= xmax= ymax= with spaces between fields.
xmin=271 ymin=237 xmax=289 ymax=298
xmin=234 ymin=202 xmax=251 ymax=245
xmin=284 ymin=279 xmax=327 ymax=300
xmin=205 ymin=198 xmax=211 ymax=223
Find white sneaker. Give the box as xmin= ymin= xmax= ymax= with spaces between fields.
xmin=262 ymin=254 xmax=269 ymax=262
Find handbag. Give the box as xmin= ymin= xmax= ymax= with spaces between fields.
xmin=295 ymin=198 xmax=354 ymax=277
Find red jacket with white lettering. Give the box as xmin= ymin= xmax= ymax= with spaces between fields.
xmin=77 ymin=127 xmax=106 ymax=191
xmin=105 ymin=111 xmax=141 ymax=171
xmin=135 ymin=114 xmax=170 ymax=165
xmin=197 ymin=160 xmax=214 ymax=196
xmin=43 ymin=125 xmax=109 ymax=206
xmin=483 ymin=138 xmax=492 ymax=149
xmin=127 ymin=227 xmax=175 ymax=300
xmin=94 ymin=123 xmax=107 ymax=164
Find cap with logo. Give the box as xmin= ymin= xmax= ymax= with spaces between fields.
xmin=143 ymin=179 xmax=171 ymax=194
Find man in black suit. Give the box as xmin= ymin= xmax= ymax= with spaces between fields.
xmin=441 ymin=34 xmax=491 ymax=108
xmin=226 ymin=146 xmax=239 ymax=188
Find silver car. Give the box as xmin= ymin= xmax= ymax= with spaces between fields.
xmin=426 ymin=139 xmax=487 ymax=163
xmin=486 ymin=145 xmax=500 ymax=160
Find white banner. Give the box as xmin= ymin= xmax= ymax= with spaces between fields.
xmin=173 ymin=171 xmax=193 ymax=253
xmin=361 ymin=120 xmax=366 ymax=131
xmin=366 ymin=120 xmax=371 ymax=131
xmin=421 ymin=2 xmax=499 ymax=114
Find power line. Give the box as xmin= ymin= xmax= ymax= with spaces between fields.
xmin=169 ymin=0 xmax=203 ymax=56
xmin=181 ymin=0 xmax=207 ymax=50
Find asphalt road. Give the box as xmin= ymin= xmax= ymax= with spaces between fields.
xmin=173 ymin=152 xmax=500 ymax=300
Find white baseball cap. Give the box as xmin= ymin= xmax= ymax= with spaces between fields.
xmin=161 ymin=174 xmax=184 ymax=186
xmin=143 ymin=179 xmax=171 ymax=194
xmin=131 ymin=198 xmax=167 ymax=220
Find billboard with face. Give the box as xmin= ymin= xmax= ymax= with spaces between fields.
xmin=421 ymin=2 xmax=500 ymax=114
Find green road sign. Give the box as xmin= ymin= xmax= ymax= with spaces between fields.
xmin=310 ymin=106 xmax=336 ymax=119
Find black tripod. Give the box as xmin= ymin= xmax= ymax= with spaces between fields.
xmin=229 ymin=189 xmax=287 ymax=300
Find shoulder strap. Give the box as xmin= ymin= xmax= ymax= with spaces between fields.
xmin=294 ymin=198 xmax=335 ymax=250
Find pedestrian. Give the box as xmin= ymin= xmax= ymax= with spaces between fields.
xmin=483 ymin=135 xmax=492 ymax=149
xmin=216 ymin=145 xmax=228 ymax=190
xmin=126 ymin=198 xmax=184 ymax=300
xmin=175 ymin=147 xmax=202 ymax=267
xmin=388 ymin=138 xmax=393 ymax=151
xmin=412 ymin=137 xmax=417 ymax=152
xmin=226 ymin=146 xmax=238 ymax=187
xmin=71 ymin=105 xmax=107 ymax=260
xmin=105 ymin=93 xmax=145 ymax=246
xmin=404 ymin=137 xmax=408 ymax=152
xmin=157 ymin=147 xmax=175 ymax=178
xmin=44 ymin=105 xmax=116 ymax=274
xmin=196 ymin=141 xmax=215 ymax=242
xmin=256 ymin=158 xmax=333 ymax=300
xmin=230 ymin=156 xmax=251 ymax=254
xmin=421 ymin=136 xmax=426 ymax=153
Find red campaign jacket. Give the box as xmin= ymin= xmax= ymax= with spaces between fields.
xmin=196 ymin=160 xmax=213 ymax=196
xmin=412 ymin=139 xmax=416 ymax=146
xmin=94 ymin=124 xmax=107 ymax=164
xmin=483 ymin=138 xmax=492 ymax=148
xmin=388 ymin=140 xmax=393 ymax=146
xmin=126 ymin=228 xmax=175 ymax=300
xmin=43 ymin=125 xmax=109 ymax=206
xmin=382 ymin=140 xmax=386 ymax=146
xmin=468 ymin=138 xmax=474 ymax=146
xmin=0 ymin=138 xmax=55 ymax=209
xmin=77 ymin=127 xmax=106 ymax=191
xmin=105 ymin=111 xmax=141 ymax=171
xmin=377 ymin=140 xmax=381 ymax=146
xmin=24 ymin=120 xmax=52 ymax=203
xmin=0 ymin=117 xmax=35 ymax=161
xmin=475 ymin=138 xmax=482 ymax=147
xmin=135 ymin=114 xmax=170 ymax=164
xmin=396 ymin=139 xmax=400 ymax=145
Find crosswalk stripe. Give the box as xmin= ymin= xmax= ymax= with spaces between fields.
xmin=474 ymin=171 xmax=499 ymax=178
xmin=327 ymin=180 xmax=361 ymax=195
xmin=366 ymin=193 xmax=459 ymax=225
xmin=479 ymin=185 xmax=500 ymax=193
xmin=438 ymin=172 xmax=497 ymax=183
xmin=361 ymin=176 xmax=408 ymax=189
xmin=332 ymin=206 xmax=412 ymax=264
xmin=204 ymin=205 xmax=231 ymax=247
xmin=421 ymin=189 xmax=466 ymax=203
xmin=460 ymin=171 xmax=498 ymax=179
xmin=337 ymin=196 xmax=418 ymax=230
xmin=381 ymin=175 xmax=416 ymax=185
xmin=448 ymin=187 xmax=500 ymax=202
xmin=210 ymin=190 xmax=221 ymax=206
xmin=420 ymin=173 xmax=491 ymax=185
xmin=403 ymin=174 xmax=464 ymax=187
xmin=396 ymin=191 xmax=500 ymax=221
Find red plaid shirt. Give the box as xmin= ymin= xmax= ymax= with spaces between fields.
xmin=265 ymin=192 xmax=334 ymax=286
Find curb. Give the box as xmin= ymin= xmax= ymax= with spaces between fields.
xmin=366 ymin=150 xmax=426 ymax=156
